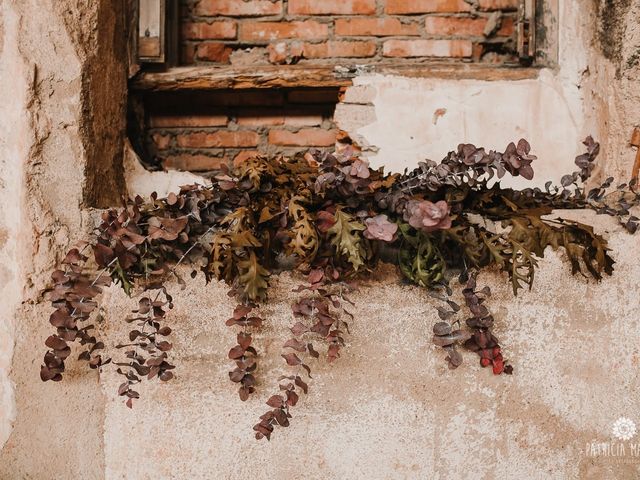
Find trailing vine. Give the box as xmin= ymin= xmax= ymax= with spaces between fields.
xmin=40 ymin=136 xmax=639 ymax=438
xmin=226 ymin=304 xmax=262 ymax=401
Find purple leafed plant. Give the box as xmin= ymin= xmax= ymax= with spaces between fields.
xmin=39 ymin=136 xmax=639 ymax=440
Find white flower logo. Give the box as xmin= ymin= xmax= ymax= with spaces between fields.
xmin=612 ymin=417 xmax=637 ymax=441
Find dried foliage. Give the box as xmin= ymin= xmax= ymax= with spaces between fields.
xmin=40 ymin=136 xmax=639 ymax=439
xmin=254 ymin=268 xmax=354 ymax=440
xmin=226 ymin=304 xmax=262 ymax=401
xmin=116 ymin=289 xmax=175 ymax=407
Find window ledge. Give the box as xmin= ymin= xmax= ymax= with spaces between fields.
xmin=130 ymin=64 xmax=542 ymax=92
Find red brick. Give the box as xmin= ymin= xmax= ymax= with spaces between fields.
xmin=236 ymin=110 xmax=285 ymax=126
xmin=195 ymin=0 xmax=283 ymax=16
xmin=289 ymin=0 xmax=376 ymax=15
xmin=478 ymin=0 xmax=519 ymax=10
xmin=497 ymin=17 xmax=515 ymax=36
xmin=161 ymin=91 xmax=283 ymax=107
xmin=335 ymin=18 xmax=420 ymax=37
xmin=268 ymin=41 xmax=304 ymax=64
xmin=269 ymin=129 xmax=337 ymax=147
xmin=196 ymin=43 xmax=233 ymax=63
xmin=233 ymin=151 xmax=260 ymax=166
xmin=425 ymin=17 xmax=487 ymax=36
xmin=152 ymin=133 xmax=171 ymax=150
xmin=177 ymin=131 xmax=260 ymax=148
xmin=425 ymin=16 xmax=515 ymax=37
xmin=284 ymin=113 xmax=324 ymax=127
xmin=385 ymin=0 xmax=471 ymax=14
xmin=150 ymin=115 xmax=229 ymax=128
xmin=285 ymin=106 xmax=330 ymax=125
xmin=240 ymin=21 xmax=328 ymax=42
xmin=302 ymin=41 xmax=376 ymax=58
xmin=163 ymin=154 xmax=228 ymax=172
xmin=383 ymin=39 xmax=472 ymax=57
xmin=181 ymin=21 xmax=237 ymax=40
xmin=201 ymin=91 xmax=285 ymax=107
xmin=471 ymin=43 xmax=484 ymax=62
xmin=268 ymin=42 xmax=287 ymax=64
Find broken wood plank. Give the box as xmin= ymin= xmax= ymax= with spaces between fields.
xmin=130 ymin=64 xmax=541 ymax=92
xmin=130 ymin=65 xmax=354 ymax=91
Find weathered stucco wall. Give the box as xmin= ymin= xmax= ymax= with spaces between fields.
xmin=1 ymin=0 xmax=640 ymax=478
xmin=0 ymin=0 xmax=128 ymax=476
xmin=97 ymin=213 xmax=640 ymax=479
xmin=0 ymin=3 xmax=25 ymax=450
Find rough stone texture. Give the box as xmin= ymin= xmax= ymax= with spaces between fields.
xmin=590 ymin=0 xmax=640 ymax=182
xmin=0 ymin=2 xmax=24 ymax=450
xmin=0 ymin=0 xmax=126 ymax=476
xmin=1 ymin=0 xmax=640 ymax=479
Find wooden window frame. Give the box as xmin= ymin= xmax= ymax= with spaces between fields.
xmin=130 ymin=0 xmax=551 ymax=93
xmin=137 ymin=0 xmax=178 ymax=65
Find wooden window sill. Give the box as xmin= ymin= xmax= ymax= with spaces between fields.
xmin=130 ymin=63 xmax=542 ymax=92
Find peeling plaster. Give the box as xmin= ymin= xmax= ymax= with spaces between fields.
xmin=334 ymin=1 xmax=606 ymax=190
xmin=349 ymin=70 xmax=589 ymax=190
xmin=124 ymin=141 xmax=210 ymax=199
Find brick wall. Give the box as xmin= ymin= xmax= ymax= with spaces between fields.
xmin=146 ymin=88 xmax=340 ymax=172
xmin=179 ymin=0 xmax=519 ymax=65
xmin=143 ymin=0 xmax=522 ymax=174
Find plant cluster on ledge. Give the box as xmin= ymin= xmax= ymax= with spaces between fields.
xmin=40 ymin=135 xmax=639 ymax=439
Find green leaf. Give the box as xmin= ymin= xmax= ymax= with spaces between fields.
xmin=113 ymin=261 xmax=133 ymax=296
xmin=326 ymin=208 xmax=366 ymax=271
xmin=507 ymin=238 xmax=537 ymax=294
xmin=440 ymin=224 xmax=485 ymax=267
xmin=398 ymin=225 xmax=445 ymax=287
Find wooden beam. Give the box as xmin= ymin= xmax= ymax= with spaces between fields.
xmin=130 ymin=64 xmax=541 ymax=92
xmin=130 ymin=65 xmax=354 ymax=91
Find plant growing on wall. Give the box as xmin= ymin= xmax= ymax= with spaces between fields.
xmin=40 ymin=136 xmax=639 ymax=439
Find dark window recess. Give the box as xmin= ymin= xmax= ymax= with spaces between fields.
xmin=127 ymin=0 xmax=546 ymax=175
xmin=130 ymin=88 xmax=340 ymax=173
